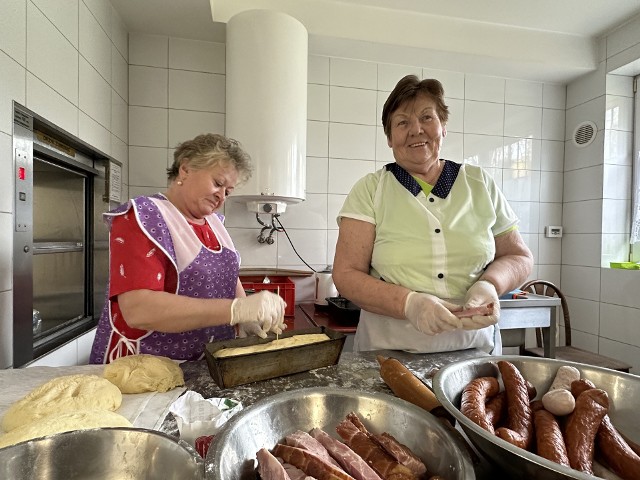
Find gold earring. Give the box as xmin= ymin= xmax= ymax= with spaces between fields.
xmin=177 ymin=180 xmax=183 ymax=186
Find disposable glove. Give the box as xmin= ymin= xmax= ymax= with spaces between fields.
xmin=230 ymin=290 xmax=287 ymax=336
xmin=237 ymin=321 xmax=268 ymax=339
xmin=461 ymin=280 xmax=500 ymax=330
xmin=404 ymin=291 xmax=462 ymax=335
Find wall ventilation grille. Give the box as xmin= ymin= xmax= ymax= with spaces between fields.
xmin=573 ymin=121 xmax=597 ymax=148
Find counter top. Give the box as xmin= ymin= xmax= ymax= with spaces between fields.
xmin=162 ymin=348 xmax=497 ymax=478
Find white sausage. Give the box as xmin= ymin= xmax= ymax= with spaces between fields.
xmin=541 ymin=365 xmax=580 ymax=415
xmin=541 ymin=388 xmax=576 ymax=416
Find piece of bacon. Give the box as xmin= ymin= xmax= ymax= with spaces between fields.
xmin=453 ymin=303 xmax=494 ymax=319
xmin=345 ymin=413 xmax=427 ymax=477
xmin=336 ymin=420 xmax=417 ymax=480
xmin=286 ymin=430 xmax=342 ymax=469
xmin=257 ymin=448 xmax=292 ymax=480
xmin=283 ymin=462 xmax=318 ymax=480
xmin=310 ymin=427 xmax=383 ymax=480
xmin=273 ymin=444 xmax=355 ymax=480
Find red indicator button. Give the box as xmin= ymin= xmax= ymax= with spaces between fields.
xmin=18 ymin=167 xmax=26 ymax=180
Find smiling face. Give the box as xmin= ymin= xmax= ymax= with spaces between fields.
xmin=174 ymin=159 xmax=239 ymax=221
xmin=387 ymin=93 xmax=447 ymax=174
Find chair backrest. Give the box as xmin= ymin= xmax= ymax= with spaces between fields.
xmin=520 ymin=279 xmax=571 ymax=347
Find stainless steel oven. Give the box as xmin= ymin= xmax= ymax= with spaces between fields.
xmin=12 ymin=104 xmax=120 ymax=367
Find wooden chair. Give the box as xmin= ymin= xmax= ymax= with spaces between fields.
xmin=520 ymin=279 xmax=631 ymax=373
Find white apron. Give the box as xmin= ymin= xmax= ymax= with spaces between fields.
xmin=353 ymin=309 xmax=502 ymax=355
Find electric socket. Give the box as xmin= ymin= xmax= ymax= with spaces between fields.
xmin=545 ymin=226 xmax=563 ymax=238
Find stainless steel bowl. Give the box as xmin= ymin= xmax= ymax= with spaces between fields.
xmin=433 ymin=355 xmax=640 ymax=480
xmin=0 ymin=427 xmax=204 ymax=479
xmin=206 ymin=386 xmax=475 ymax=480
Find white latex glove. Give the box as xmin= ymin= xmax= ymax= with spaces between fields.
xmin=230 ymin=290 xmax=287 ymax=336
xmin=404 ymin=292 xmax=462 ymax=335
xmin=237 ymin=321 xmax=268 ymax=339
xmin=461 ymin=280 xmax=500 ymax=330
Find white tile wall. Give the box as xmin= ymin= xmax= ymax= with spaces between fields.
xmin=0 ymin=51 xmax=25 ymax=135
xmin=0 ymin=0 xmax=129 ymax=367
xmin=27 ymin=2 xmax=79 ymax=105
xmin=169 ymin=38 xmax=225 ymax=74
xmin=129 ymin=66 xmax=168 ymax=107
xmin=2 ymin=5 xmax=637 ymax=368
xmin=1 ymin=0 xmax=27 ymax=66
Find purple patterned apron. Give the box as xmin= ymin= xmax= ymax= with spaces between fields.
xmin=90 ymin=194 xmax=238 ymax=363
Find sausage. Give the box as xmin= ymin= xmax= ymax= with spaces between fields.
xmin=542 ymin=366 xmax=580 ymax=416
xmin=570 ymin=378 xmax=596 ymax=398
xmin=484 ymin=391 xmax=506 ymax=427
xmin=569 ymin=378 xmax=640 ymax=479
xmin=564 ymin=388 xmax=609 ymax=474
xmin=531 ymin=400 xmax=570 ymax=467
xmin=273 ymin=443 xmax=356 ymax=480
xmin=453 ymin=303 xmax=494 ymax=318
xmin=495 ymin=361 xmax=533 ymax=450
xmin=597 ymin=416 xmax=640 ymax=480
xmin=460 ymin=377 xmax=500 ymax=433
xmin=377 ymin=356 xmax=454 ymax=425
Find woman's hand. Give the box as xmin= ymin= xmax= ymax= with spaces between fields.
xmin=404 ymin=292 xmax=462 ymax=335
xmin=461 ymin=280 xmax=500 ymax=330
xmin=230 ymin=291 xmax=286 ymax=336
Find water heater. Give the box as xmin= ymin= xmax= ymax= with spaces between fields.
xmin=226 ymin=10 xmax=308 ymax=214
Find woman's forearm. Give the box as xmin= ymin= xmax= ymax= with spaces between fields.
xmin=480 ymin=253 xmax=534 ymax=296
xmin=118 ymin=289 xmax=234 ymax=332
xmin=332 ymin=269 xmax=410 ymax=319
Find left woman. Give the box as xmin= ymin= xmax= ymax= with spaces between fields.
xmin=90 ymin=133 xmax=285 ymax=364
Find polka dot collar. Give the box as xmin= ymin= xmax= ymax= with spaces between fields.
xmin=385 ymin=160 xmax=461 ymax=198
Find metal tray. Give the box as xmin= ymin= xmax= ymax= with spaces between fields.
xmin=204 ymin=327 xmax=346 ymax=389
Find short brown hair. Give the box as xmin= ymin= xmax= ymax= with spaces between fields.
xmin=167 ymin=133 xmax=252 ymax=185
xmin=381 ymin=75 xmax=449 ymax=138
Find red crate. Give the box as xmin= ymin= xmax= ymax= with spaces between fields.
xmin=240 ymin=276 xmax=295 ymax=316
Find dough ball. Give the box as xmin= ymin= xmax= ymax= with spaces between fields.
xmin=1 ymin=374 xmax=122 ymax=433
xmin=0 ymin=409 xmax=132 ymax=449
xmin=103 ymin=354 xmax=185 ymax=394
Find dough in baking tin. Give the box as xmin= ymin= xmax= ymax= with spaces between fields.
xmin=103 ymin=354 xmax=185 ymax=394
xmin=1 ymin=374 xmax=122 ymax=432
xmin=0 ymin=409 xmax=132 ymax=449
xmin=213 ymin=333 xmax=331 ymax=358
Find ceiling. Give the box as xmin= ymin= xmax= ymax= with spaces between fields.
xmin=110 ymin=0 xmax=640 ymax=83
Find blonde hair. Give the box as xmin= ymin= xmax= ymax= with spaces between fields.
xmin=167 ymin=133 xmax=252 ymax=185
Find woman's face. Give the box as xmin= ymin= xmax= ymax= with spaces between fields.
xmin=387 ymin=93 xmax=446 ymax=171
xmin=178 ymin=160 xmax=239 ymax=219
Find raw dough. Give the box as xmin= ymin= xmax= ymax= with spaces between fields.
xmin=213 ymin=334 xmax=331 ymax=358
xmin=1 ymin=374 xmax=122 ymax=432
xmin=103 ymin=354 xmax=185 ymax=394
xmin=0 ymin=409 xmax=132 ymax=449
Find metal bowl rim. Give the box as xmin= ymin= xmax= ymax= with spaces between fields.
xmin=207 ymin=385 xmax=476 ymax=474
xmin=432 ymin=354 xmax=638 ymax=480
xmin=0 ymin=425 xmax=204 ymax=465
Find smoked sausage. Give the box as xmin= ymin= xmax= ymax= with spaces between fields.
xmin=564 ymin=388 xmax=609 ymax=474
xmin=460 ymin=377 xmax=500 ymax=433
xmin=531 ymin=400 xmax=570 ymax=467
xmin=495 ymin=361 xmax=533 ymax=450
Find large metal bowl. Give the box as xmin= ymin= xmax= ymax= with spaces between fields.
xmin=0 ymin=427 xmax=204 ymax=479
xmin=205 ymin=386 xmax=476 ymax=479
xmin=433 ymin=355 xmax=640 ymax=480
